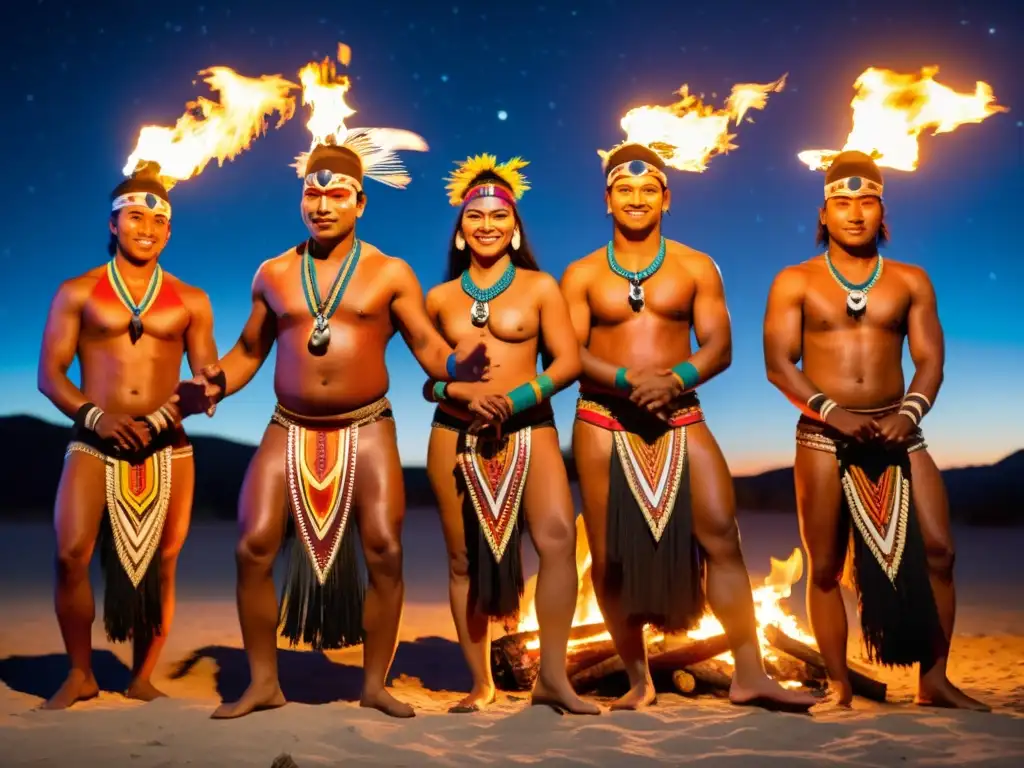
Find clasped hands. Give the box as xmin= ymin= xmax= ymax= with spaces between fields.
xmin=825 ymin=408 xmax=917 ymax=447
xmin=168 ymin=364 xmax=226 ymax=419
xmin=624 ymin=367 xmax=685 ymax=420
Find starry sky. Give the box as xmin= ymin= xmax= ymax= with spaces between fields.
xmin=2 ymin=0 xmax=1021 ymax=474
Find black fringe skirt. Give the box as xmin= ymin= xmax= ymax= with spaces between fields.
xmin=838 ymin=443 xmax=943 ymax=668
xmin=277 ymin=513 xmax=366 ymax=651
xmin=604 ymin=429 xmax=706 ymax=633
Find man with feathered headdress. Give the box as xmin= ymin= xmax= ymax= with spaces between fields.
xmin=194 ymin=55 xmax=490 ymax=720
xmin=38 ymin=158 xmax=219 ymax=709
xmin=762 ymin=150 xmax=989 ymax=711
xmin=561 ymin=137 xmax=816 ymax=713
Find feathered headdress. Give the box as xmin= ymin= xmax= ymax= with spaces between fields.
xmin=292 ymin=127 xmax=428 ymax=190
xmin=445 ymin=154 xmax=530 ymax=207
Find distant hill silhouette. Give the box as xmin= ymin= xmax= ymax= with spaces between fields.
xmin=0 ymin=414 xmax=1020 ymax=526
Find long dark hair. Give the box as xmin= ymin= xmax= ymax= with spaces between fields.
xmin=444 ymin=174 xmax=540 ymax=282
xmin=816 ymin=202 xmax=890 ymax=247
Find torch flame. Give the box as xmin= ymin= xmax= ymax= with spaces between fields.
xmin=298 ymin=47 xmax=357 ymax=150
xmin=797 ymin=66 xmax=1008 ymax=172
xmin=122 ymin=67 xmax=298 ymax=188
xmin=611 ymin=74 xmax=787 ymax=172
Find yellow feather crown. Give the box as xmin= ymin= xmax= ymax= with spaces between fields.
xmin=445 ymin=153 xmax=530 ymax=207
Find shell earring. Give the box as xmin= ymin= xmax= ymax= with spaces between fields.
xmin=511 ymin=228 xmax=521 ymax=250
xmin=455 ymin=231 xmax=466 ymax=250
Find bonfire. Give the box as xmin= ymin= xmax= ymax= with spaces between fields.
xmin=490 ymin=517 xmax=887 ymax=701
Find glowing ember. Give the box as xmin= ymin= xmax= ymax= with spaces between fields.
xmin=798 ymin=66 xmax=1008 ymax=172
xmin=605 ymin=74 xmax=787 ymax=173
xmin=122 ymin=67 xmax=297 ymax=187
xmin=516 ymin=516 xmax=816 ymax=666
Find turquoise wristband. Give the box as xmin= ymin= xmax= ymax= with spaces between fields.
xmin=431 ymin=381 xmax=448 ymax=402
xmin=671 ymin=361 xmax=701 ymax=390
xmin=614 ymin=367 xmax=630 ymax=391
xmin=507 ymin=374 xmax=555 ymax=415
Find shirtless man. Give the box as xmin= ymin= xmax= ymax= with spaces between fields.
xmin=763 ymin=149 xmax=989 ymax=711
xmin=561 ymin=142 xmax=816 ymax=712
xmin=36 ymin=163 xmax=217 ymax=709
xmin=422 ymin=153 xmax=599 ymax=715
xmin=195 ymin=138 xmax=489 ymax=720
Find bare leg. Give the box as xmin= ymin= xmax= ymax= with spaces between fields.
xmin=687 ymin=424 xmax=815 ymax=712
xmin=909 ymin=449 xmax=990 ymax=711
xmin=525 ymin=427 xmax=600 ymax=715
xmin=126 ymin=452 xmax=195 ymax=701
xmin=355 ymin=419 xmax=414 ymax=718
xmin=426 ymin=426 xmax=494 ymax=712
xmin=794 ymin=444 xmax=854 ymax=707
xmin=41 ymin=451 xmax=106 ymax=710
xmin=573 ymin=420 xmax=653 ymax=711
xmin=210 ymin=424 xmax=288 ymax=719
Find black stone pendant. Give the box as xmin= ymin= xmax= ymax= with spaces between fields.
xmin=129 ymin=314 xmax=144 ymax=343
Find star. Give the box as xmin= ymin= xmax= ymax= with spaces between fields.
xmin=497 ymin=110 xmax=508 ymax=121
xmin=440 ymin=74 xmax=449 ymax=83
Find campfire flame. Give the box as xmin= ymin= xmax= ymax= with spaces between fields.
xmin=797 ymin=66 xmax=1008 ymax=172
xmin=516 ymin=516 xmax=816 ymax=667
xmin=122 ymin=67 xmax=298 ymax=188
xmin=608 ymin=74 xmax=787 ymax=173
xmin=298 ymin=43 xmax=358 ymax=150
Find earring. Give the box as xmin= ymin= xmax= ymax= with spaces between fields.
xmin=511 ymin=228 xmax=521 ymax=250
xmin=606 ymin=205 xmax=612 ymax=215
xmin=455 ymin=231 xmax=466 ymax=250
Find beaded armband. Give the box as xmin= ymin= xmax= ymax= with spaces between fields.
xmin=507 ymin=374 xmax=555 ymax=415
xmin=807 ymin=392 xmax=838 ymax=422
xmin=75 ymin=402 xmax=104 ymax=432
xmin=144 ymin=405 xmax=177 ymax=435
xmin=899 ymin=391 xmax=932 ymax=426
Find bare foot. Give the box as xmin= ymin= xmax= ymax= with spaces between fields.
xmin=729 ymin=673 xmax=817 ymax=714
xmin=39 ymin=669 xmax=99 ymax=711
xmin=448 ymin=684 xmax=496 ymax=713
xmin=607 ymin=676 xmax=656 ymax=712
xmin=916 ymin=678 xmax=991 ymax=712
xmin=360 ymin=688 xmax=415 ymax=718
xmin=125 ymin=678 xmax=168 ymax=702
xmin=828 ymin=679 xmax=854 ymax=709
xmin=531 ymin=675 xmax=602 ymax=715
xmin=210 ymin=681 xmax=286 ymax=719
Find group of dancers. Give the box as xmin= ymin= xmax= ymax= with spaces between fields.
xmin=35 ymin=112 xmax=989 ymax=718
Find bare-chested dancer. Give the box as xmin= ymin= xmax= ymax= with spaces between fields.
xmin=194 ymin=134 xmax=489 ymax=720
xmin=421 ymin=154 xmax=600 ymax=715
xmin=561 ymin=143 xmax=816 ymax=712
xmin=763 ymin=150 xmax=989 ymax=711
xmin=37 ymin=163 xmax=217 ymax=709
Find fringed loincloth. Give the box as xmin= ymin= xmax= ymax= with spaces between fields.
xmin=796 ymin=403 xmax=941 ymax=667
xmin=65 ymin=424 xmax=192 ymax=645
xmin=273 ymin=399 xmax=392 ymax=650
xmin=575 ymin=385 xmax=706 ymax=632
xmin=432 ymin=402 xmax=553 ymax=619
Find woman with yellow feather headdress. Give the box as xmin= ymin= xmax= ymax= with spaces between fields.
xmin=422 ymin=154 xmax=600 ymax=716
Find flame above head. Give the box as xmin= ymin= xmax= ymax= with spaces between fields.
xmin=298 ymin=45 xmax=357 ymax=151
xmin=122 ymin=67 xmax=298 ymax=188
xmin=797 ymin=66 xmax=1008 ymax=173
xmin=615 ymin=74 xmax=787 ymax=173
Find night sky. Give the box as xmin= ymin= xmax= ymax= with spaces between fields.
xmin=3 ymin=0 xmax=1021 ymax=473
